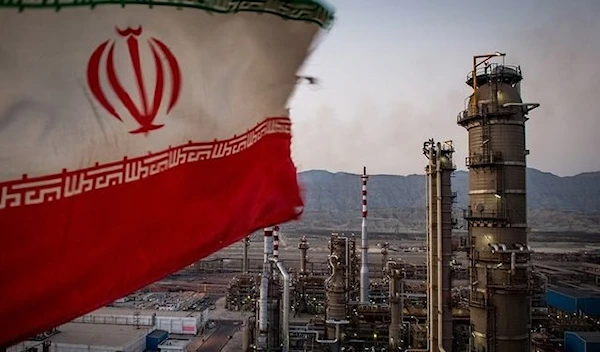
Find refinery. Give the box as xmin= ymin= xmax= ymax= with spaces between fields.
xmin=8 ymin=55 xmax=600 ymax=352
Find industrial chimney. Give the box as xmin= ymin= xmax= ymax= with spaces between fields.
xmin=457 ymin=54 xmax=539 ymax=352
xmin=360 ymin=166 xmax=370 ymax=304
xmin=242 ymin=237 xmax=250 ymax=273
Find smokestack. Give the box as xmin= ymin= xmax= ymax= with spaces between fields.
xmin=263 ymin=227 xmax=273 ymax=263
xmin=242 ymin=237 xmax=250 ymax=273
xmin=360 ymin=166 xmax=369 ymax=304
xmin=273 ymin=226 xmax=280 ymax=260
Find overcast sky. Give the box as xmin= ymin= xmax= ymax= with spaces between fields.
xmin=289 ymin=0 xmax=599 ymax=177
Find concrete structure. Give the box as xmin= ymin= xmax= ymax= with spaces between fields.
xmin=424 ymin=139 xmax=455 ymax=352
xmin=458 ymin=54 xmax=540 ymax=352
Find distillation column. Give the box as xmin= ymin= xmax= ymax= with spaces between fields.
xmin=299 ymin=236 xmax=309 ymax=276
xmin=387 ymin=260 xmax=404 ymax=350
xmin=326 ymin=234 xmax=348 ymax=340
xmin=457 ymin=57 xmax=539 ymax=352
xmin=297 ymin=236 xmax=310 ymax=313
xmin=360 ymin=166 xmax=370 ymax=304
xmin=426 ymin=144 xmax=439 ymax=351
xmin=424 ymin=139 xmax=455 ymax=352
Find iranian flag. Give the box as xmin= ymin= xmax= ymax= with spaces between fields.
xmin=0 ymin=0 xmax=334 ymax=345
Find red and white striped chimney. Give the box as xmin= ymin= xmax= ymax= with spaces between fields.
xmin=263 ymin=227 xmax=274 ymax=263
xmin=360 ymin=166 xmax=370 ymax=303
xmin=362 ymin=167 xmax=368 ymax=219
xmin=273 ymin=225 xmax=280 ymax=260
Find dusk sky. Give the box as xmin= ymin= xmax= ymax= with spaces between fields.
xmin=289 ymin=0 xmax=599 ymax=177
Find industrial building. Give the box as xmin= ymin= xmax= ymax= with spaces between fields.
xmin=74 ymin=307 xmax=209 ymax=335
xmin=8 ymin=323 xmax=151 ymax=352
xmin=8 ymin=293 xmax=210 ymax=352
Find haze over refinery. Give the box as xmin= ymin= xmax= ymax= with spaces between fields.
xmin=290 ymin=0 xmax=600 ymax=177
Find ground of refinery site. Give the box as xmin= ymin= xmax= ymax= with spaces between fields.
xmin=8 ymin=55 xmax=600 ymax=352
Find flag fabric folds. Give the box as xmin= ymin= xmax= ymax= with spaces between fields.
xmin=0 ymin=0 xmax=334 ymax=345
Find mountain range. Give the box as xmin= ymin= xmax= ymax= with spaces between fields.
xmin=285 ymin=168 xmax=600 ymax=234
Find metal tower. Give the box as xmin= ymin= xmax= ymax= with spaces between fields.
xmin=424 ymin=139 xmax=455 ymax=352
xmin=457 ymin=53 xmax=539 ymax=352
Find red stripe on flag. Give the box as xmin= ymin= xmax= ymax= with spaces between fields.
xmin=0 ymin=129 xmax=302 ymax=346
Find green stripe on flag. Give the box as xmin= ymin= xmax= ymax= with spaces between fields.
xmin=0 ymin=0 xmax=335 ymax=28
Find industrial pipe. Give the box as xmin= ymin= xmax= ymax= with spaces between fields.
xmin=305 ymin=320 xmax=348 ymax=344
xmin=242 ymin=316 xmax=252 ymax=352
xmin=490 ymin=244 xmax=533 ymax=276
xmin=410 ymin=146 xmax=433 ymax=352
xmin=272 ymin=259 xmax=290 ymax=352
xmin=511 ymin=252 xmax=516 ymax=275
xmin=258 ymin=269 xmax=269 ymax=348
xmin=436 ymin=142 xmax=452 ymax=352
xmin=258 ymin=228 xmax=274 ymax=350
xmin=426 ymin=145 xmax=437 ymax=351
xmin=436 ymin=147 xmax=447 ymax=352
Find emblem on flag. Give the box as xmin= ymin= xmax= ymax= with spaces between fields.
xmin=0 ymin=0 xmax=334 ymax=345
xmin=87 ymin=26 xmax=182 ymax=134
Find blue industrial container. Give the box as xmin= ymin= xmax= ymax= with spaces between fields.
xmin=146 ymin=329 xmax=168 ymax=351
xmin=564 ymin=331 xmax=600 ymax=352
xmin=546 ymin=286 xmax=600 ymax=317
xmin=546 ymin=287 xmax=580 ymax=314
xmin=580 ymin=296 xmax=600 ymax=317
